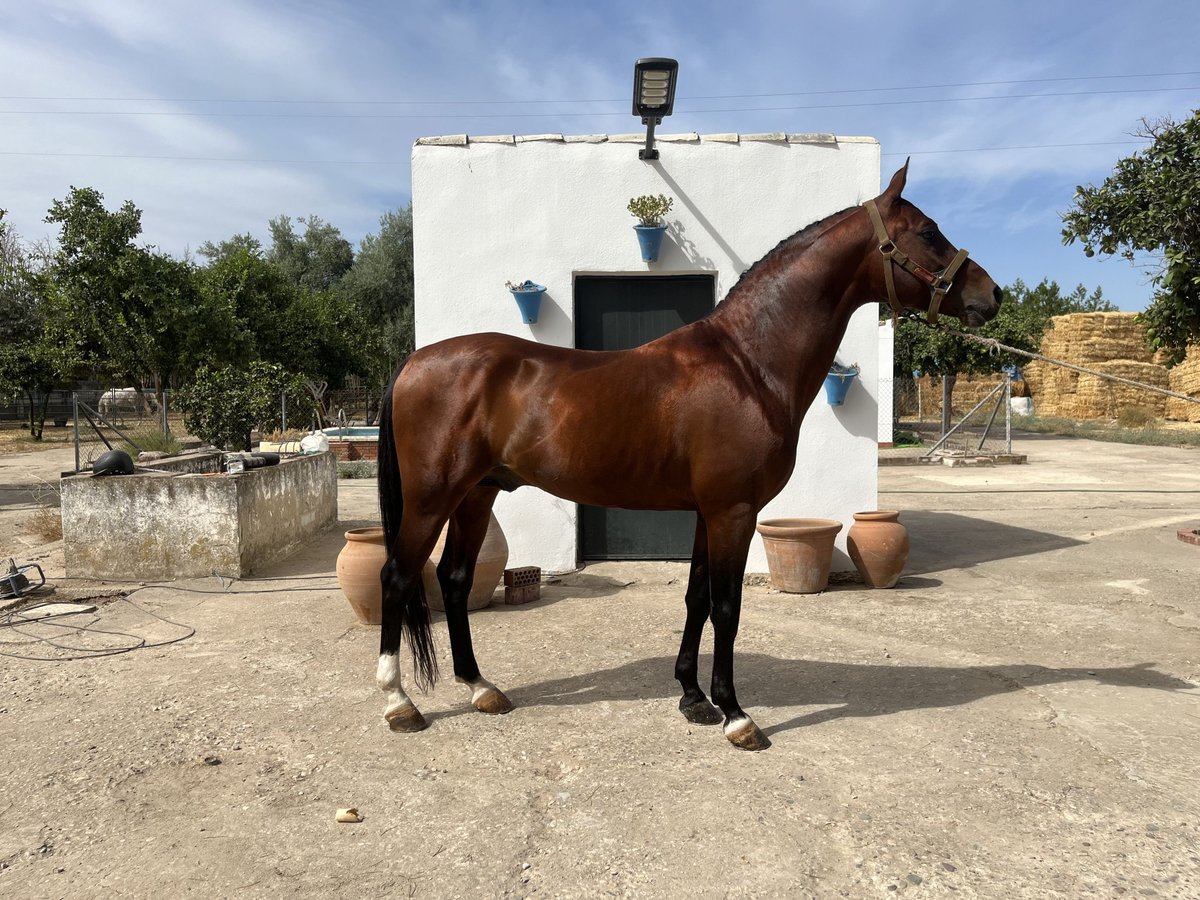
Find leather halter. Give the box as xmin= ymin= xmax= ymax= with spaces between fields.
xmin=863 ymin=198 xmax=970 ymax=325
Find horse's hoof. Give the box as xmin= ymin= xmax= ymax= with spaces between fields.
xmin=472 ymin=686 xmax=514 ymax=715
xmin=385 ymin=704 xmax=428 ymax=733
xmin=679 ymin=697 xmax=723 ymax=725
xmin=725 ymin=718 xmax=771 ymax=751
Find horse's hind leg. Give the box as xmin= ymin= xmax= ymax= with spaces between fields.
xmin=675 ymin=516 xmax=722 ymax=725
xmin=439 ymin=485 xmax=513 ymax=715
xmin=378 ymin=507 xmax=450 ymax=733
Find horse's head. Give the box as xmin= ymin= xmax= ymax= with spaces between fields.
xmin=865 ymin=162 xmax=1002 ymax=327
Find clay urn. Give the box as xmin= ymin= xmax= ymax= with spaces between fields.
xmin=755 ymin=518 xmax=843 ymax=594
xmin=423 ymin=512 xmax=509 ymax=611
xmin=847 ymin=510 xmax=909 ymax=588
xmin=335 ymin=527 xmax=387 ymax=625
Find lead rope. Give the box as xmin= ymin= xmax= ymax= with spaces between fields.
xmin=904 ymin=313 xmax=1200 ymax=406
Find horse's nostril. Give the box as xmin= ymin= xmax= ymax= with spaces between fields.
xmin=993 ymin=286 xmax=1004 ymax=306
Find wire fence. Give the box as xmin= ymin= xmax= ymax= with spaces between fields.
xmin=885 ymin=375 xmax=1015 ymax=459
xmin=58 ymin=380 xmax=388 ymax=472
xmin=70 ymin=388 xmax=184 ymax=473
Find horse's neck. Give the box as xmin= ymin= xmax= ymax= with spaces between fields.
xmin=711 ymin=220 xmax=873 ymax=421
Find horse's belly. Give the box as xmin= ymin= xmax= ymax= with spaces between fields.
xmin=521 ymin=459 xmax=694 ymax=511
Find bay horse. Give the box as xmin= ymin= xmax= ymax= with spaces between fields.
xmin=375 ymin=162 xmax=1001 ymax=751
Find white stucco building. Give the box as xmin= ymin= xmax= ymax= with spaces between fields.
xmin=412 ymin=131 xmax=882 ymax=574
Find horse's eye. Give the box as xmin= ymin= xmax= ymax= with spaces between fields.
xmin=918 ymin=229 xmax=938 ymax=243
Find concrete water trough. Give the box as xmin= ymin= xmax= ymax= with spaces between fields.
xmin=61 ymin=450 xmax=338 ymax=580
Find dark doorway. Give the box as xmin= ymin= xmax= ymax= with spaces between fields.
xmin=574 ymin=274 xmax=715 ymax=560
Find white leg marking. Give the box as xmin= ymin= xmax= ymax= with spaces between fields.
xmin=724 ymin=715 xmax=753 ymax=736
xmin=377 ymin=653 xmax=413 ymax=714
xmin=456 ymin=675 xmax=497 ymax=704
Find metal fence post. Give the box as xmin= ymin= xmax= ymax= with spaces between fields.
xmin=281 ymin=392 xmax=287 ymax=433
xmin=73 ymin=392 xmax=81 ymax=473
xmin=1005 ymin=378 xmax=1012 ymax=454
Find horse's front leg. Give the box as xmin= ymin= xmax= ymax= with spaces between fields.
xmin=706 ymin=505 xmax=771 ymax=751
xmin=675 ymin=515 xmax=722 ymax=725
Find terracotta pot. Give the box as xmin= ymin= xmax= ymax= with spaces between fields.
xmin=755 ymin=518 xmax=843 ymax=594
xmin=423 ymin=512 xmax=509 ymax=611
xmin=847 ymin=510 xmax=909 ymax=588
xmin=336 ymin=527 xmax=387 ymax=625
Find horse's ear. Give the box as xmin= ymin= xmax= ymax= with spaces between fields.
xmin=881 ymin=159 xmax=910 ymax=201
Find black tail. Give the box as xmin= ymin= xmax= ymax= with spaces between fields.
xmin=377 ymin=363 xmax=439 ymax=690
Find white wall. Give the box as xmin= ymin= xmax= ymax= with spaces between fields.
xmin=412 ymin=132 xmax=881 ymax=574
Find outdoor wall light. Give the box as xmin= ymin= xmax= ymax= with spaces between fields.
xmin=632 ymin=57 xmax=678 ymax=161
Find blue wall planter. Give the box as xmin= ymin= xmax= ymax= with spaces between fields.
xmin=823 ymin=367 xmax=859 ymax=406
xmin=508 ymin=281 xmax=546 ymax=324
xmin=634 ymin=224 xmax=668 ymax=262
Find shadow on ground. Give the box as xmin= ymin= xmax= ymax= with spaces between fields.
xmin=491 ymin=654 xmax=1194 ymax=738
xmin=903 ymin=510 xmax=1084 ymax=575
xmin=252 ymin=519 xmax=375 ymax=579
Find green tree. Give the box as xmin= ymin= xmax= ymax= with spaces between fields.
xmin=336 ymin=205 xmax=415 ymax=383
xmin=1062 ymin=111 xmax=1200 ymax=365
xmin=0 ymin=211 xmax=61 ymax=438
xmin=197 ymin=232 xmax=263 ymax=264
xmin=196 ymin=245 xmax=374 ymax=420
xmin=41 ymin=187 xmax=144 ymax=382
xmin=267 ymin=214 xmax=353 ymax=293
xmin=122 ymin=251 xmax=219 ymax=408
xmin=196 ymin=246 xmax=297 ymax=368
xmin=173 ymin=361 xmax=313 ymax=451
xmin=1006 ymin=277 xmax=1116 ymax=320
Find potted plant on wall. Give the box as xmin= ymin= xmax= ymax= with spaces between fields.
xmin=627 ymin=194 xmax=674 ymax=262
xmin=506 ymin=279 xmax=547 ymax=324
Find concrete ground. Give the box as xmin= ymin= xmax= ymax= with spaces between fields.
xmin=1 ymin=435 xmax=1198 ymax=898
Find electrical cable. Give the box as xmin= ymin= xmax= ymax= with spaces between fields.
xmin=0 ymin=139 xmax=1153 ymax=167
xmin=0 ymin=572 xmax=340 ymax=661
xmin=3 ymin=68 xmax=1196 ymax=105
xmin=0 ymin=594 xmax=195 ymax=661
xmin=1 ymin=85 xmax=1196 ymax=120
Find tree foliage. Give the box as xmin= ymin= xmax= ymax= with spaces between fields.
xmin=0 ymin=210 xmax=60 ymax=438
xmin=8 ymin=187 xmax=407 ymax=439
xmin=40 ymin=186 xmax=144 ymax=380
xmin=1061 ymin=111 xmax=1200 ymax=365
xmin=173 ymin=361 xmax=313 ymax=451
xmin=267 ymin=214 xmax=353 ymax=293
xmin=335 ymin=205 xmax=415 ymax=383
xmin=196 ymin=232 xmax=262 ymax=264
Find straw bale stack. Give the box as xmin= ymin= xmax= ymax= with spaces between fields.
xmin=1167 ymin=350 xmax=1200 ymax=423
xmin=1022 ymin=313 xmax=1171 ymax=419
xmin=1075 ymin=361 xmax=1169 ymax=418
xmin=1037 ymin=312 xmax=1155 ymax=365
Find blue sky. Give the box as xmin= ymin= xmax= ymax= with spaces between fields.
xmin=2 ymin=0 xmax=1197 ymax=311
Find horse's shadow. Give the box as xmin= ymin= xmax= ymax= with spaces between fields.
xmin=496 ymin=653 xmax=1194 ymax=737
